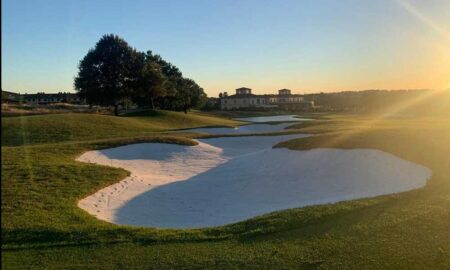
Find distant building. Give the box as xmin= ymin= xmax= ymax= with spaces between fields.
xmin=22 ymin=92 xmax=84 ymax=104
xmin=1 ymin=90 xmax=21 ymax=103
xmin=278 ymin=88 xmax=291 ymax=96
xmin=235 ymin=87 xmax=252 ymax=95
xmin=220 ymin=87 xmax=274 ymax=110
xmin=268 ymin=89 xmax=314 ymax=110
xmin=220 ymin=88 xmax=314 ymax=110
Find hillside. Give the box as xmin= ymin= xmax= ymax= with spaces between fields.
xmin=1 ymin=110 xmax=239 ymax=146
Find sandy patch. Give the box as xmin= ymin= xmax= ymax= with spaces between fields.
xmin=77 ymin=134 xmax=431 ymax=228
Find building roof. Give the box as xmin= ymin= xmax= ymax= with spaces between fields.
xmin=2 ymin=90 xmax=21 ymax=96
xmin=22 ymin=92 xmax=79 ymax=98
xmin=222 ymin=94 xmax=261 ymax=99
xmin=263 ymin=94 xmax=303 ymax=97
xmin=222 ymin=93 xmax=305 ymax=99
xmin=236 ymin=87 xmax=252 ymax=91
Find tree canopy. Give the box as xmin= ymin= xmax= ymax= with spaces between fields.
xmin=132 ymin=53 xmax=167 ymax=109
xmin=75 ymin=34 xmax=206 ymax=115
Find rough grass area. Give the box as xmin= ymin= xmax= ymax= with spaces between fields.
xmin=2 ymin=112 xmax=450 ymax=269
xmin=1 ymin=103 xmax=113 ymax=117
xmin=1 ymin=110 xmax=239 ymax=146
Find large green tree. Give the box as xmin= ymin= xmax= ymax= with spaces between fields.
xmin=144 ymin=51 xmax=206 ymax=113
xmin=75 ymin=35 xmax=208 ymax=114
xmin=144 ymin=50 xmax=181 ymax=99
xmin=74 ymin=34 xmax=141 ymax=115
xmin=132 ymin=53 xmax=167 ymax=109
xmin=176 ymin=78 xmax=207 ymax=113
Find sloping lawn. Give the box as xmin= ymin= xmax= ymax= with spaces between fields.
xmin=2 ymin=110 xmax=239 ymax=146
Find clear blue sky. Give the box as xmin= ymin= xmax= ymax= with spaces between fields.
xmin=2 ymin=0 xmax=450 ymax=96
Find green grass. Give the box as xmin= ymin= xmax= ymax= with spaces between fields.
xmin=2 ymin=112 xmax=450 ymax=269
xmin=1 ymin=110 xmax=239 ymax=146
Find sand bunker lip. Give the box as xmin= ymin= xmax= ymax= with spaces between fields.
xmin=77 ymin=132 xmax=431 ymax=229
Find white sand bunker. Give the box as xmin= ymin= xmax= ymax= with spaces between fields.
xmin=187 ymin=122 xmax=294 ymax=135
xmin=236 ymin=114 xmax=311 ymax=123
xmin=188 ymin=114 xmax=311 ymax=135
xmin=77 ymin=134 xmax=431 ymax=228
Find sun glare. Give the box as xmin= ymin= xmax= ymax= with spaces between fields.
xmin=316 ymin=89 xmax=445 ymax=148
xmin=396 ymin=0 xmax=450 ymax=43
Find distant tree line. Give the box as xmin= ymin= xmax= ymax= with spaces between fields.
xmin=75 ymin=34 xmax=206 ymax=115
xmin=304 ymin=89 xmax=450 ymax=115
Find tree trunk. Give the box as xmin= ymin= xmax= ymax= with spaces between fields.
xmin=150 ymin=97 xmax=155 ymax=110
xmin=114 ymin=104 xmax=119 ymax=116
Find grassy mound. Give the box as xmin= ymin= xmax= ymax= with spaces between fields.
xmin=122 ymin=110 xmax=239 ymax=130
xmin=1 ymin=110 xmax=238 ymax=146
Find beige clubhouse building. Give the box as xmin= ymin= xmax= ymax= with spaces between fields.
xmin=220 ymin=87 xmax=313 ymax=110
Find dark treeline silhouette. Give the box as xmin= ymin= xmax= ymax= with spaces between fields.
xmin=304 ymin=89 xmax=450 ymax=116
xmin=75 ymin=34 xmax=206 ymax=115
